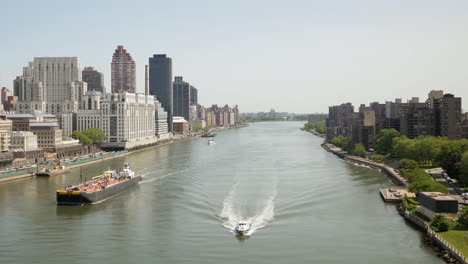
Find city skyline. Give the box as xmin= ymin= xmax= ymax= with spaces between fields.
xmin=2 ymin=0 xmax=468 ymax=113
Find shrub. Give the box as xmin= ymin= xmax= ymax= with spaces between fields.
xmin=431 ymin=215 xmax=457 ymax=232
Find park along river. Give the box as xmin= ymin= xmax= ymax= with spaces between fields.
xmin=0 ymin=122 xmax=444 ymax=263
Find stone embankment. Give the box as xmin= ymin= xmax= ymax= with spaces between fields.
xmin=321 ymin=143 xmax=408 ymax=186
xmin=319 ymin=138 xmax=467 ymax=263
xmin=303 ymin=129 xmax=325 ymax=138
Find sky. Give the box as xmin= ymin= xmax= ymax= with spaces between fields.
xmin=1 ymin=0 xmax=468 ymax=113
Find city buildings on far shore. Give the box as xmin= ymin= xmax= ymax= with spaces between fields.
xmin=326 ymin=90 xmax=466 ymax=150
xmin=0 ymin=45 xmax=240 ymax=169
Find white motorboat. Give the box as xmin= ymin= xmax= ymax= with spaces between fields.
xmin=208 ymin=139 xmax=215 ymax=144
xmin=235 ymin=220 xmax=251 ymax=235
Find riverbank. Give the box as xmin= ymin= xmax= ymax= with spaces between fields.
xmin=0 ymin=124 xmax=248 ymax=184
xmin=317 ymin=137 xmax=467 ymax=263
xmin=302 ymin=128 xmax=325 ymax=138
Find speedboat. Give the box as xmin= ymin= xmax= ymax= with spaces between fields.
xmin=208 ymin=139 xmax=215 ymax=144
xmin=235 ymin=220 xmax=251 ymax=236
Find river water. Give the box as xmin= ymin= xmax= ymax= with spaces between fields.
xmin=0 ymin=122 xmax=443 ymax=263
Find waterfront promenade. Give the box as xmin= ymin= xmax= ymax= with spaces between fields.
xmin=0 ymin=124 xmax=247 ymax=184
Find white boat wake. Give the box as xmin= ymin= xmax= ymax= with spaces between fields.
xmin=220 ymin=180 xmax=277 ymax=236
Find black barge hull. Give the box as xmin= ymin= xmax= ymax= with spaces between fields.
xmin=56 ymin=176 xmax=142 ymax=205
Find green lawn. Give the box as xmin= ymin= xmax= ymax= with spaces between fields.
xmin=439 ymin=230 xmax=468 ymax=257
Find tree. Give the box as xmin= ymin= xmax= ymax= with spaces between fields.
xmin=435 ymin=139 xmax=468 ymax=179
xmin=352 ymin=143 xmax=366 ymax=157
xmin=330 ymin=136 xmax=354 ymax=152
xmin=459 ymin=206 xmax=468 ymax=227
xmin=459 ymin=151 xmax=468 ymax=185
xmin=392 ymin=136 xmax=416 ymax=160
xmin=71 ymin=128 xmax=104 ymax=146
xmin=430 ymin=215 xmax=452 ymax=232
xmin=376 ymin=129 xmax=400 ymax=155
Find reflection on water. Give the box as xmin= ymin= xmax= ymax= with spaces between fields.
xmin=0 ymin=122 xmax=443 ymax=264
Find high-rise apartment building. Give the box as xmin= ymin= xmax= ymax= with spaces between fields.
xmin=173 ymin=76 xmax=191 ymax=121
xmin=13 ymin=57 xmax=87 ymax=136
xmin=149 ymin=54 xmax=173 ymax=132
xmin=111 ymin=46 xmax=136 ymax=93
xmin=82 ymin=67 xmax=105 ymax=93
xmin=437 ymin=94 xmax=462 ymax=140
xmin=190 ymin=85 xmax=198 ymax=106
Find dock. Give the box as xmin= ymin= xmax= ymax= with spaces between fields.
xmin=379 ymin=187 xmax=415 ymax=202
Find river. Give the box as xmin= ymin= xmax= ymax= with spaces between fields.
xmin=0 ymin=122 xmax=443 ymax=263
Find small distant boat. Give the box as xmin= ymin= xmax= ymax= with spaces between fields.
xmin=201 ymin=132 xmax=217 ymax=137
xmin=36 ymin=165 xmax=70 ymax=177
xmin=208 ymin=139 xmax=215 ymax=144
xmin=235 ymin=220 xmax=251 ymax=236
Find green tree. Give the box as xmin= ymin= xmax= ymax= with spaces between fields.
xmin=81 ymin=128 xmax=106 ymax=143
xmin=430 ymin=215 xmax=454 ymax=232
xmin=352 ymin=143 xmax=366 ymax=157
xmin=459 ymin=151 xmax=468 ymax=185
xmin=376 ymin=129 xmax=400 ymax=154
xmin=330 ymin=136 xmax=354 ymax=152
xmin=392 ymin=136 xmax=416 ymax=160
xmin=459 ymin=206 xmax=468 ymax=227
xmin=435 ymin=139 xmax=468 ymax=179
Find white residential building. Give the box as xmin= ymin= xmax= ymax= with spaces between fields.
xmin=76 ymin=91 xmax=102 ymax=131
xmin=100 ymin=93 xmax=157 ymax=149
xmin=0 ymin=130 xmax=10 ymax=152
xmin=9 ymin=131 xmax=38 ymax=152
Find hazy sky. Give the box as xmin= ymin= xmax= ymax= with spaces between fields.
xmin=1 ymin=0 xmax=468 ymax=113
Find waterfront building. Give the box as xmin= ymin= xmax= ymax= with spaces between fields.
xmin=111 ymin=46 xmax=136 ymax=93
xmin=0 ymin=117 xmax=12 ymax=131
xmin=398 ymin=102 xmax=435 ymax=139
xmin=436 ymin=94 xmax=462 ymax=140
xmin=82 ymin=67 xmax=105 ymax=93
xmin=173 ymin=77 xmax=191 ymax=122
xmin=417 ymin=192 xmax=458 ymax=220
xmin=155 ymin=100 xmax=170 ymax=139
xmin=76 ymin=91 xmax=102 ymax=131
xmin=13 ymin=57 xmax=87 ymax=134
xmin=0 ymin=130 xmax=10 ymax=152
xmin=190 ymin=85 xmax=198 ymax=106
xmin=173 ymin=116 xmax=189 ymax=134
xmin=149 ymin=54 xmax=173 ymax=132
xmin=100 ymin=93 xmax=157 ymax=149
xmin=9 ymin=131 xmax=38 ymax=152
xmin=29 ymin=122 xmax=63 ymax=151
xmin=5 ymin=113 xmax=58 ymax=132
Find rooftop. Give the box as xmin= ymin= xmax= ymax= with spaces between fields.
xmin=420 ymin=192 xmax=457 ymax=201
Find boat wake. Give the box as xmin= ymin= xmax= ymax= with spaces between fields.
xmin=219 ymin=180 xmax=277 ymax=236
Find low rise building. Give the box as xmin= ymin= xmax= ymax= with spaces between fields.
xmin=417 ymin=192 xmax=458 ymax=219
xmin=9 ymin=131 xmax=38 ymax=151
xmin=29 ymin=122 xmax=62 ymax=151
xmin=173 ymin=116 xmax=189 ymax=134
xmin=0 ymin=130 xmax=10 ymax=152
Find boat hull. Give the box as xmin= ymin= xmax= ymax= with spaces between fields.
xmin=57 ymin=175 xmax=142 ymax=205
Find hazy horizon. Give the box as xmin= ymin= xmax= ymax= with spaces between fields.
xmin=2 ymin=0 xmax=468 ymax=113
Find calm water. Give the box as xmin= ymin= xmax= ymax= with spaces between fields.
xmin=0 ymin=122 xmax=442 ymax=264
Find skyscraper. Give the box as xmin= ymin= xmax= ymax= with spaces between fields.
xmin=111 ymin=45 xmax=136 ymax=93
xmin=149 ymin=54 xmax=173 ymax=132
xmin=173 ymin=76 xmax=191 ymax=121
xmin=82 ymin=67 xmax=105 ymax=93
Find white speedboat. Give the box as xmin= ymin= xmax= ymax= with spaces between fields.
xmin=208 ymin=139 xmax=215 ymax=144
xmin=235 ymin=220 xmax=251 ymax=235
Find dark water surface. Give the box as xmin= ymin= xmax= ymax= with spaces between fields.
xmin=0 ymin=122 xmax=442 ymax=263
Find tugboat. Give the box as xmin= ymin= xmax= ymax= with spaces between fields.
xmin=56 ymin=161 xmax=141 ymax=205
xmin=235 ymin=220 xmax=251 ymax=236
xmin=36 ymin=165 xmax=70 ymax=177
